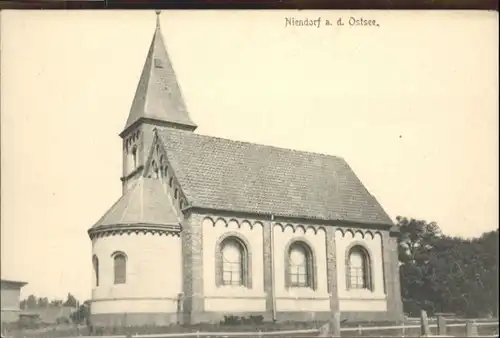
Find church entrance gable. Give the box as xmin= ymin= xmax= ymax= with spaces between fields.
xmin=143 ymin=131 xmax=189 ymax=216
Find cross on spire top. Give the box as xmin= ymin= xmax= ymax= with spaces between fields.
xmin=155 ymin=10 xmax=161 ymax=27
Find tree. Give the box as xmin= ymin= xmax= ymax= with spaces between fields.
xmin=63 ymin=293 xmax=79 ymax=308
xmin=397 ymin=216 xmax=499 ymax=318
xmin=70 ymin=301 xmax=90 ymax=325
xmin=396 ymin=216 xmax=442 ymax=316
xmin=50 ymin=299 xmax=63 ymax=307
xmin=396 ymin=216 xmax=441 ymax=264
xmin=37 ymin=297 xmax=49 ymax=308
xmin=24 ymin=295 xmax=38 ymax=309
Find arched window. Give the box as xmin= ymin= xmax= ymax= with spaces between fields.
xmin=174 ymin=189 xmax=178 ymax=199
xmin=169 ymin=177 xmax=173 ymax=187
xmin=92 ymin=255 xmax=99 ymax=287
xmin=152 ymin=160 xmax=159 ymax=179
xmin=346 ymin=245 xmax=372 ymax=290
xmin=218 ymin=237 xmax=250 ymax=287
xmin=131 ymin=146 xmax=137 ymax=169
xmin=286 ymin=241 xmax=315 ymax=288
xmin=113 ymin=252 xmax=127 ymax=285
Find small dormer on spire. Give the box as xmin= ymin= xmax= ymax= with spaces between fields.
xmin=120 ymin=11 xmax=197 ymax=138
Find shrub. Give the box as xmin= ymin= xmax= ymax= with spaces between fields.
xmin=221 ymin=315 xmax=265 ymax=326
xmin=55 ymin=317 xmax=70 ymax=326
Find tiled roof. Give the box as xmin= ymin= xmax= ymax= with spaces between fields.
xmin=92 ymin=178 xmax=180 ymax=229
xmin=157 ymin=129 xmax=394 ymax=226
xmin=122 ymin=17 xmax=197 ymax=134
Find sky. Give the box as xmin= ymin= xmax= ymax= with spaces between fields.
xmin=1 ymin=10 xmax=498 ymax=302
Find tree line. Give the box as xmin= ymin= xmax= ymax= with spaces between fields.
xmin=20 ymin=293 xmax=90 ymax=325
xmin=396 ymin=216 xmax=499 ymax=318
xmin=20 ymin=293 xmax=80 ymax=310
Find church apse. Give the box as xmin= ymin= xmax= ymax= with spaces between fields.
xmin=90 ymin=229 xmax=183 ymax=326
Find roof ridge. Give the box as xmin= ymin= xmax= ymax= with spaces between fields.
xmin=168 ymin=129 xmax=346 ymax=162
xmin=156 ymin=128 xmax=393 ymax=226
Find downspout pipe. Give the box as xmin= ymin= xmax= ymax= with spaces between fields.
xmin=270 ymin=214 xmax=277 ymax=322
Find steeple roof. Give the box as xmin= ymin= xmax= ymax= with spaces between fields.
xmin=121 ymin=12 xmax=197 ymax=137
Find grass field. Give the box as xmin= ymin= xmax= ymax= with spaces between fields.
xmin=3 ymin=318 xmax=498 ymax=338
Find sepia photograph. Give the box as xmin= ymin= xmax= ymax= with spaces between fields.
xmin=1 ymin=9 xmax=498 ymax=337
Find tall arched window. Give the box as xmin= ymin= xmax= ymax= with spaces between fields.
xmin=113 ymin=252 xmax=127 ymax=285
xmin=286 ymin=241 xmax=315 ymax=289
xmin=218 ymin=237 xmax=250 ymax=286
xmin=92 ymin=255 xmax=99 ymax=287
xmin=152 ymin=160 xmax=159 ymax=179
xmin=131 ymin=146 xmax=137 ymax=169
xmin=346 ymin=245 xmax=372 ymax=290
xmin=159 ymin=157 xmax=165 ymax=180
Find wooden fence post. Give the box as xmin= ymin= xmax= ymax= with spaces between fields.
xmin=420 ymin=310 xmax=431 ymax=336
xmin=437 ymin=315 xmax=447 ymax=336
xmin=465 ymin=320 xmax=478 ymax=337
xmin=176 ymin=293 xmax=184 ymax=325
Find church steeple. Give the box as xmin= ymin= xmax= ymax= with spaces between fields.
xmin=119 ymin=11 xmax=196 ymax=194
xmin=120 ymin=11 xmax=197 ymax=138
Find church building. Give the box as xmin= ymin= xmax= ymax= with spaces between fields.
xmin=88 ymin=12 xmax=403 ymax=327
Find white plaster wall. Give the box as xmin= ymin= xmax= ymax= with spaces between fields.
xmin=91 ymin=233 xmax=182 ymax=314
xmin=202 ymin=217 xmax=266 ymax=312
xmin=335 ymin=230 xmax=387 ymax=312
xmin=273 ymin=224 xmax=330 ymax=312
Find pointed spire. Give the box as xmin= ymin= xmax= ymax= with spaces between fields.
xmin=121 ymin=11 xmax=197 ymax=137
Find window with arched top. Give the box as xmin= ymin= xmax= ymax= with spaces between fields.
xmin=286 ymin=241 xmax=315 ymax=289
xmin=112 ymin=252 xmax=127 ymax=285
xmin=92 ymin=255 xmax=99 ymax=287
xmin=216 ymin=236 xmax=251 ymax=287
xmin=174 ymin=189 xmax=178 ymax=199
xmin=346 ymin=245 xmax=372 ymax=290
xmin=169 ymin=177 xmax=173 ymax=187
xmin=131 ymin=146 xmax=137 ymax=169
xmin=152 ymin=160 xmax=159 ymax=179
